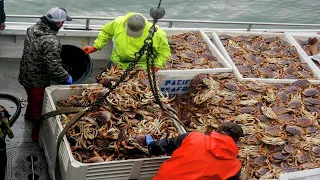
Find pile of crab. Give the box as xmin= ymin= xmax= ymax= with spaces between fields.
xmin=164 ymin=31 xmax=224 ymax=70
xmin=296 ymin=37 xmax=320 ymax=69
xmin=56 ymin=66 xmax=181 ymax=163
xmin=296 ymin=37 xmax=320 ymax=56
xmin=219 ymin=34 xmax=317 ymax=79
xmin=170 ymin=72 xmax=320 ymax=179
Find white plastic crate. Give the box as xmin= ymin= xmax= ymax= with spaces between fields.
xmin=39 ymin=84 xmax=186 ymax=180
xmin=211 ymin=30 xmax=320 ymax=84
xmin=279 ymin=168 xmax=320 ymax=180
xmin=156 ymin=28 xmax=232 ymax=97
xmin=285 ymin=33 xmax=320 ymax=69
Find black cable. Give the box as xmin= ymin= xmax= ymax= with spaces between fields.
xmin=158 ymin=0 xmax=162 ymax=8
xmin=0 ymin=93 xmax=22 ymax=126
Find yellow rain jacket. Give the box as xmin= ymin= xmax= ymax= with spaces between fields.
xmin=93 ymin=12 xmax=171 ymax=70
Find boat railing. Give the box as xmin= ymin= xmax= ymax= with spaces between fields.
xmin=6 ymin=15 xmax=320 ymax=31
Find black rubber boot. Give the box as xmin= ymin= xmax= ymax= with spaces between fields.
xmin=0 ymin=141 xmax=7 ymax=180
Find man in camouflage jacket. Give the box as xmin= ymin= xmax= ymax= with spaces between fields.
xmin=18 ymin=7 xmax=72 ymax=141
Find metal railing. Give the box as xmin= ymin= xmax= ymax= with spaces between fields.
xmin=7 ymin=15 xmax=320 ymax=31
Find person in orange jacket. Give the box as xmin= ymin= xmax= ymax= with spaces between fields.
xmin=144 ymin=122 xmax=244 ymax=180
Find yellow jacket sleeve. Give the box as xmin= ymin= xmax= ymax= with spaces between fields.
xmin=154 ymin=29 xmax=171 ymax=68
xmin=93 ymin=17 xmax=122 ymax=50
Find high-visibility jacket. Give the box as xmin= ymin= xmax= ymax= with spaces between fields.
xmin=149 ymin=131 xmax=241 ymax=180
xmin=93 ymin=12 xmax=171 ymax=70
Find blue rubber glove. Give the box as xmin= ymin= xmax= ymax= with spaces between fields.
xmin=145 ymin=134 xmax=154 ymax=145
xmin=65 ymin=76 xmax=73 ymax=85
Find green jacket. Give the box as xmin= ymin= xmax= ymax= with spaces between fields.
xmin=93 ymin=12 xmax=171 ymax=69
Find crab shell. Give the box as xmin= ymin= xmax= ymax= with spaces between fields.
xmin=255 ymin=167 xmax=270 ymax=178
xmin=312 ymin=146 xmax=320 ymax=157
xmin=95 ymin=111 xmax=112 ymax=126
xmin=87 ymin=156 xmax=104 ymax=163
xmin=287 ymin=136 xmax=300 ymax=144
xmin=219 ymin=34 xmax=232 ymax=40
xmin=276 ymin=91 xmax=288 ymax=102
xmin=283 ymin=144 xmax=295 ymax=154
xmin=304 ymin=98 xmax=320 ymax=105
xmin=285 ymin=86 xmax=301 ymax=94
xmin=296 ymin=153 xmax=310 ymax=164
xmin=253 ymin=156 xmax=267 ymax=166
xmin=271 ymin=152 xmax=287 ymax=163
xmin=239 ymin=107 xmax=257 ymax=114
xmin=224 ymin=82 xmax=239 ymax=92
xmin=278 ymin=114 xmax=294 ymax=123
xmin=295 ymin=117 xmax=313 ymax=128
xmin=306 ymin=126 xmax=317 ymax=134
xmin=286 ymin=125 xmax=304 ymax=136
xmin=284 ymin=74 xmax=298 ymax=79
xmin=302 ymin=88 xmax=319 ymax=97
xmin=279 ymin=39 xmax=290 ymax=48
xmin=232 ymin=36 xmax=246 ymax=42
xmin=264 ymin=126 xmax=283 ymax=136
xmin=98 ymin=77 xmax=117 ymax=88
xmin=288 ymin=100 xmax=303 ymax=109
xmin=271 ymin=106 xmax=291 ymax=115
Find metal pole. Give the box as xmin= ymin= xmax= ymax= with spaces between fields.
xmin=247 ymin=24 xmax=253 ymax=31
xmin=31 ymin=155 xmax=35 ymax=180
xmin=85 ymin=19 xmax=90 ymax=30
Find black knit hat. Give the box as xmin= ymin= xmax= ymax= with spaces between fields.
xmin=217 ymin=122 xmax=244 ymax=141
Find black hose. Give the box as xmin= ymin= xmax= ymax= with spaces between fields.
xmin=0 ymin=93 xmax=22 ymax=126
xmin=157 ymin=0 xmax=162 ymax=8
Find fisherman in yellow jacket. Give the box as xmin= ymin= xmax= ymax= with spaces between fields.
xmin=82 ymin=12 xmax=171 ymax=72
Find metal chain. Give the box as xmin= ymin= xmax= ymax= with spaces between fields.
xmin=91 ymin=23 xmax=159 ymax=110
xmin=91 ymin=22 xmax=166 ymax=113
xmin=145 ymin=23 xmax=164 ymax=110
xmin=145 ymin=32 xmax=187 ymax=130
xmin=91 ymin=42 xmax=149 ymax=110
xmin=91 ymin=3 xmax=168 ymax=116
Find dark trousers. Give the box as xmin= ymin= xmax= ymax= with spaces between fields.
xmin=0 ymin=141 xmax=6 ymax=180
xmin=24 ymin=87 xmax=46 ymax=141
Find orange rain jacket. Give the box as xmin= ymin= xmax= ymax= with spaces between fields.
xmin=148 ymin=131 xmax=241 ymax=180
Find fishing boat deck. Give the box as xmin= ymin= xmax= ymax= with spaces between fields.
xmin=0 ymin=58 xmax=106 ymax=180
xmin=1 ymin=15 xmax=320 ymax=180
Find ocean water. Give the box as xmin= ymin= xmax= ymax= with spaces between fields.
xmin=4 ymin=0 xmax=320 ymax=27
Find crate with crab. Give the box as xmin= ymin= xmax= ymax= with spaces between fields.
xmin=285 ymin=33 xmax=320 ymax=73
xmin=168 ymin=71 xmax=320 ymax=180
xmin=211 ymin=30 xmax=320 ymax=84
xmin=39 ymin=66 xmax=186 ymax=180
xmin=156 ymin=28 xmax=232 ymax=98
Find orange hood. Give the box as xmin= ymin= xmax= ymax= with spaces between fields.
xmin=205 ymin=131 xmax=239 ymax=160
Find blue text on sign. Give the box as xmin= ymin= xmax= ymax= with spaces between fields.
xmin=164 ymin=79 xmax=191 ymax=86
xmin=160 ymin=86 xmax=189 ymax=93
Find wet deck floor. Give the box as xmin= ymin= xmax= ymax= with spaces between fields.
xmin=0 ymin=58 xmax=107 ymax=180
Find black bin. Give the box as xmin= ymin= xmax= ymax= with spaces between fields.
xmin=60 ymin=44 xmax=92 ymax=84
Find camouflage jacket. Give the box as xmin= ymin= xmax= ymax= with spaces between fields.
xmin=18 ymin=19 xmax=69 ymax=88
xmin=0 ymin=105 xmax=13 ymax=142
xmin=0 ymin=0 xmax=5 ymax=23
